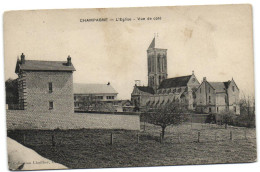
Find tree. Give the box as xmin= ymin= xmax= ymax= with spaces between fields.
xmin=146 ymin=101 xmax=190 ymax=139
xmin=221 ymin=112 xmax=234 ymax=129
xmin=239 ymin=95 xmax=255 ymax=128
xmin=5 ymin=78 xmax=19 ymax=105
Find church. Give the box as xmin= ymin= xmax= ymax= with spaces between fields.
xmin=131 ymin=36 xmax=200 ymax=111
xmin=131 ymin=36 xmax=240 ymax=115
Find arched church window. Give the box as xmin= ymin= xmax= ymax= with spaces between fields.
xmin=148 ymin=57 xmax=151 ymax=73
xmin=157 ymin=54 xmax=161 ymax=72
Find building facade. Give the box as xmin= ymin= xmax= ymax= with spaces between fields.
xmin=195 ymin=77 xmax=240 ymax=114
xmin=15 ymin=53 xmax=75 ymax=113
xmin=73 ymin=82 xmax=120 ymax=112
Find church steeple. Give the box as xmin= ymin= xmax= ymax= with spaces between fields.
xmin=147 ymin=35 xmax=168 ymax=91
xmin=148 ymin=37 xmax=155 ymax=49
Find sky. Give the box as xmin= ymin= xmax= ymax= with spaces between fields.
xmin=4 ymin=4 xmax=254 ymax=100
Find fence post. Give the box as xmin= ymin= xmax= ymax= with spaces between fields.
xmin=52 ymin=134 xmax=55 ymax=147
xmin=198 ymin=132 xmax=200 ymax=143
xmin=244 ymin=129 xmax=247 ymax=140
xmin=23 ymin=134 xmax=26 ymax=145
xmin=110 ymin=133 xmax=113 ymax=145
xmin=137 ymin=133 xmax=139 ymax=144
xmin=230 ymin=131 xmax=232 ymax=141
xmin=191 ymin=114 xmax=193 ymax=129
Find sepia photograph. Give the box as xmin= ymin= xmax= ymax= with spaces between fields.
xmin=3 ymin=4 xmax=256 ymax=171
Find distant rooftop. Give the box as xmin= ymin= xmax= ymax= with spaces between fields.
xmin=209 ymin=82 xmax=230 ymax=93
xmin=74 ymin=83 xmax=118 ymax=94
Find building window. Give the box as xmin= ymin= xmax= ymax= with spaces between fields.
xmin=107 ymin=96 xmax=114 ymax=100
xmin=200 ymin=88 xmax=201 ymax=93
xmin=97 ymin=96 xmax=103 ymax=99
xmin=209 ymin=107 xmax=212 ymax=113
xmin=234 ymin=106 xmax=236 ymax=113
xmin=209 ymin=96 xmax=211 ymax=103
xmin=217 ymin=107 xmax=219 ymax=112
xmin=49 ymin=82 xmax=53 ymax=93
xmin=49 ymin=101 xmax=53 ymax=110
xmin=232 ymin=86 xmax=235 ymax=92
xmin=209 ymin=87 xmax=210 ymax=93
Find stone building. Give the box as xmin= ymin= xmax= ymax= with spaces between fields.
xmin=73 ymin=82 xmax=120 ymax=112
xmin=131 ymin=36 xmax=200 ymax=111
xmin=195 ymin=77 xmax=240 ymax=114
xmin=15 ymin=53 xmax=75 ymax=113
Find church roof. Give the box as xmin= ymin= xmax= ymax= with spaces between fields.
xmin=136 ymin=86 xmax=155 ymax=94
xmin=158 ymin=75 xmax=192 ymax=89
xmin=74 ymin=83 xmax=118 ymax=94
xmin=15 ymin=60 xmax=76 ymax=73
xmin=148 ymin=37 xmax=156 ymax=49
xmin=147 ymin=36 xmax=166 ymax=49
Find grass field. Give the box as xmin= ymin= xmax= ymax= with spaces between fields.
xmin=7 ymin=123 xmax=257 ymax=169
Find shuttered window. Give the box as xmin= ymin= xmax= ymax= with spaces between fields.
xmin=49 ymin=82 xmax=53 ymax=93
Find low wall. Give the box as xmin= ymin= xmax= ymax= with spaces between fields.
xmin=140 ymin=113 xmax=212 ymax=124
xmin=188 ymin=114 xmax=213 ymax=123
xmin=6 ymin=110 xmax=140 ymax=131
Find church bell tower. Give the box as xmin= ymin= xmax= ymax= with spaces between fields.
xmin=147 ymin=35 xmax=168 ymax=91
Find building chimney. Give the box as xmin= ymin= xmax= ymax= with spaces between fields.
xmin=107 ymin=82 xmax=110 ymax=85
xmin=21 ymin=53 xmax=25 ymax=64
xmin=203 ymin=77 xmax=207 ymax=81
xmin=67 ymin=55 xmax=71 ymax=66
xmin=192 ymin=70 xmax=194 ymax=75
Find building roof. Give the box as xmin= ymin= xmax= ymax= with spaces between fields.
xmin=136 ymin=86 xmax=155 ymax=94
xmin=16 ymin=60 xmax=76 ymax=73
xmin=148 ymin=37 xmax=156 ymax=49
xmin=208 ymin=82 xmax=227 ymax=93
xmin=74 ymin=83 xmax=118 ymax=94
xmin=158 ymin=75 xmax=192 ymax=89
xmin=223 ymin=81 xmax=231 ymax=89
xmin=147 ymin=36 xmax=166 ymax=49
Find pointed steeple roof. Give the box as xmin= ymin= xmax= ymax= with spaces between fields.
xmin=147 ymin=34 xmax=166 ymax=50
xmin=148 ymin=37 xmax=155 ymax=49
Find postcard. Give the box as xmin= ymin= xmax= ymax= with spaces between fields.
xmin=4 ymin=4 xmax=256 ymax=170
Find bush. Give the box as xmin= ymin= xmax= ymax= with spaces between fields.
xmin=233 ymin=114 xmax=255 ymax=128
